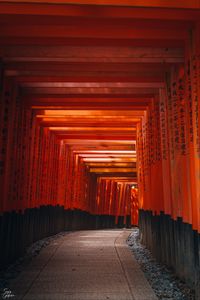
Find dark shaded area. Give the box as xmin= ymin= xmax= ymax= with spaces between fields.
xmin=139 ymin=209 xmax=200 ymax=299
xmin=0 ymin=206 xmax=131 ymax=270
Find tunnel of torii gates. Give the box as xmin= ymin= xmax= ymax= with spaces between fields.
xmin=0 ymin=0 xmax=200 ymax=297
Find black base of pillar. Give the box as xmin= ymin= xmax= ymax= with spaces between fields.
xmin=0 ymin=206 xmax=126 ymax=269
xmin=139 ymin=209 xmax=200 ymax=299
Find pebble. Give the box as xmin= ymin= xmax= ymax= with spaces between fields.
xmin=127 ymin=228 xmax=195 ymax=300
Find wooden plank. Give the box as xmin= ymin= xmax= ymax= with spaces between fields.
xmin=0 ymin=2 xmax=200 ymax=20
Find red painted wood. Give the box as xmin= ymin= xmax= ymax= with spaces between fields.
xmin=0 ymin=2 xmax=200 ymax=232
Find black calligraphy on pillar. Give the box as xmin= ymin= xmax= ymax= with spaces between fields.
xmin=178 ymin=76 xmax=187 ymax=156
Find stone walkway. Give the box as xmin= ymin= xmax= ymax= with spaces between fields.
xmin=9 ymin=230 xmax=157 ymax=300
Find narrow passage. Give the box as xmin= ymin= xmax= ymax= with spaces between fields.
xmin=9 ymin=230 xmax=157 ymax=300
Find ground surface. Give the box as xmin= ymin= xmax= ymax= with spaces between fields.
xmin=3 ymin=230 xmax=157 ymax=300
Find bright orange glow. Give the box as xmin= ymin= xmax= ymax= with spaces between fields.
xmin=83 ymin=158 xmax=136 ymax=162
xmin=78 ymin=154 xmax=136 ymax=157
xmin=62 ymin=140 xmax=136 ymax=145
xmin=85 ymin=162 xmax=135 ymax=167
xmin=44 ymin=110 xmax=144 ymax=117
xmin=74 ymin=150 xmax=136 ymax=154
xmin=90 ymin=168 xmax=136 ymax=173
xmin=49 ymin=127 xmax=136 ymax=131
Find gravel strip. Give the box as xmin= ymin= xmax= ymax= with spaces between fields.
xmin=127 ymin=228 xmax=195 ymax=300
xmin=0 ymin=231 xmax=69 ymax=299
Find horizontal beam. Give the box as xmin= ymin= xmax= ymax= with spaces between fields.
xmin=0 ymin=3 xmax=200 ymax=20
xmin=5 ymin=57 xmax=181 ymax=63
xmin=16 ymin=76 xmax=165 ymax=83
xmin=0 ymin=25 xmax=188 ymax=40
xmin=62 ymin=139 xmax=135 ymax=145
xmin=83 ymin=158 xmax=136 ymax=162
xmin=40 ymin=121 xmax=139 ymax=127
xmin=0 ymin=15 xmax=191 ymax=28
xmin=49 ymin=127 xmax=136 ymax=132
xmin=98 ymin=177 xmax=137 ymax=181
xmin=27 ymin=97 xmax=151 ymax=108
xmin=4 ymin=61 xmax=172 ymax=72
xmin=56 ymin=134 xmax=136 ymax=140
xmin=89 ymin=167 xmax=136 ymax=173
xmin=78 ymin=154 xmax=136 ymax=158
xmin=31 ymin=105 xmax=148 ymax=110
xmin=71 ymin=146 xmax=136 ymax=151
xmin=5 ymin=0 xmax=195 ymax=9
xmin=0 ymin=46 xmax=183 ymax=59
xmin=0 ymin=37 xmax=185 ymax=48
xmin=94 ymin=172 xmax=136 ymax=177
xmin=4 ymin=62 xmax=170 ymax=76
xmin=20 ymin=82 xmax=164 ymax=88
xmin=75 ymin=150 xmax=136 ymax=154
xmin=21 ymin=87 xmax=159 ymax=95
xmin=41 ymin=109 xmax=145 ymax=116
xmin=85 ymin=162 xmax=136 ymax=167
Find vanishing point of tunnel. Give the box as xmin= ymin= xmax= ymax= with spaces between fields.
xmin=0 ymin=1 xmax=200 ymax=299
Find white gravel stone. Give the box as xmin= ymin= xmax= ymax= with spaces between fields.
xmin=127 ymin=228 xmax=195 ymax=300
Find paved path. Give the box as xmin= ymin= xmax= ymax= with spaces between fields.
xmin=10 ymin=230 xmax=157 ymax=300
